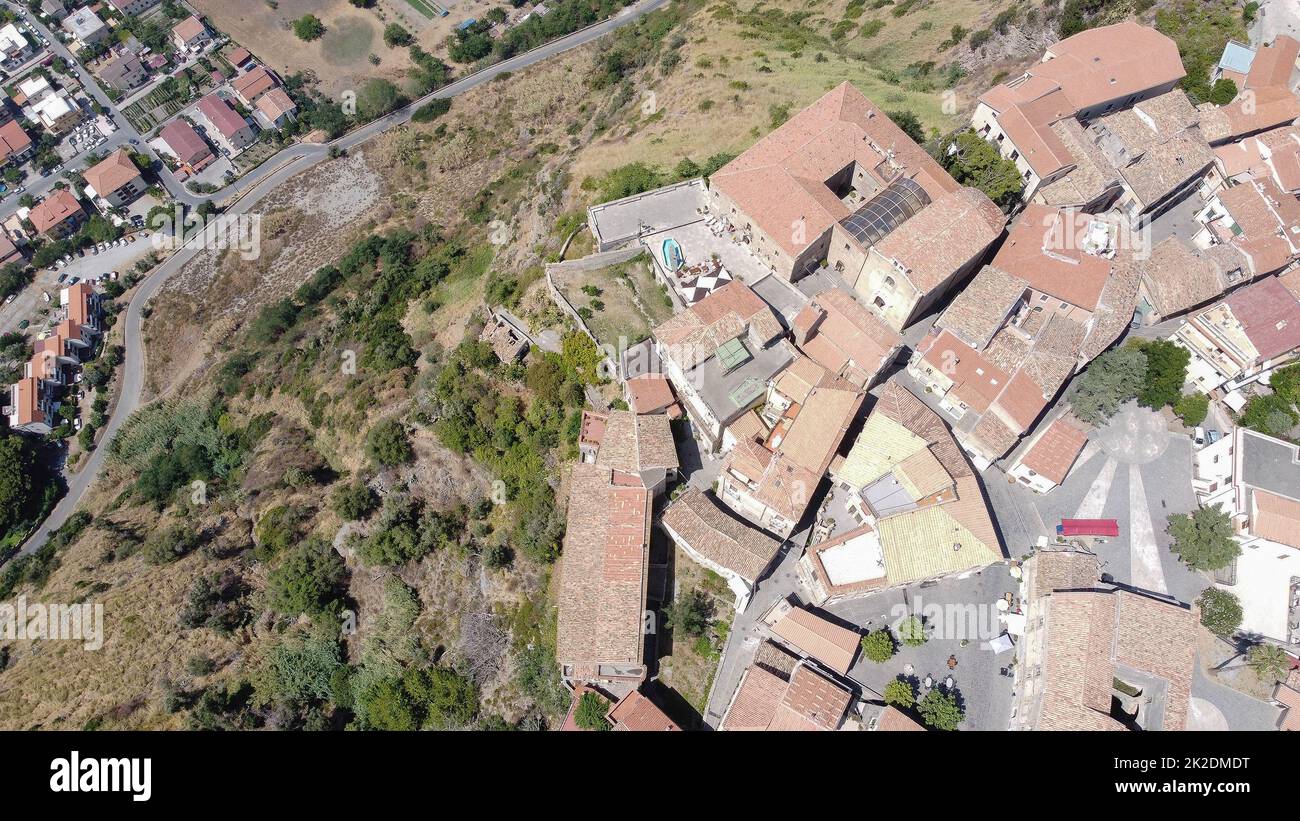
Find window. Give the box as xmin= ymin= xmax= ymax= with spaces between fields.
xmin=884 ymin=276 xmax=895 ymax=289
xmin=873 ymin=296 xmax=885 ymax=308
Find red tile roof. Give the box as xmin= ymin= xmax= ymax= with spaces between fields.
xmin=0 ymin=119 xmax=31 ymax=163
xmin=992 ymin=204 xmax=1111 ymax=311
xmin=159 ymin=118 xmax=212 ymax=166
xmin=710 ymin=81 xmax=960 ymax=259
xmin=608 ymin=690 xmax=680 ymax=731
xmin=28 ymin=189 xmax=83 ymax=235
xmin=197 ymin=94 xmax=249 ymax=140
xmin=1020 ymin=416 xmax=1089 ymax=485
xmin=83 ymin=148 xmax=141 ymax=197
xmin=1226 ymin=275 xmax=1300 ymax=360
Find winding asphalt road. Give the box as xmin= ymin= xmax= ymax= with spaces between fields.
xmin=15 ymin=0 xmax=671 ymax=556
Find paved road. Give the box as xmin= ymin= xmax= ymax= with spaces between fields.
xmin=0 ymin=2 xmax=192 ymax=212
xmin=14 ymin=0 xmax=671 ymax=557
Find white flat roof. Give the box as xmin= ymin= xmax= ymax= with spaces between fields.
xmin=1220 ymin=538 xmax=1300 ymax=643
xmin=819 ymin=529 xmax=887 ymax=587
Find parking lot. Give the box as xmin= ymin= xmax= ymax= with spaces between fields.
xmin=0 ymin=235 xmax=154 ymax=337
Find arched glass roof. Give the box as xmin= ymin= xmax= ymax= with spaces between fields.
xmin=839 ymin=177 xmax=931 ymax=246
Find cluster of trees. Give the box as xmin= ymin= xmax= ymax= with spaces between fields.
xmin=1240 ymin=362 xmax=1300 ymax=439
xmin=1069 ymin=340 xmax=1192 ymax=425
xmin=107 ymin=397 xmax=273 ymax=509
xmin=587 ymin=152 xmax=736 ymax=204
xmin=882 ymin=677 xmax=965 ymax=730
xmin=1168 ymin=505 xmax=1239 ymax=572
xmin=938 ymin=130 xmax=1024 ymax=211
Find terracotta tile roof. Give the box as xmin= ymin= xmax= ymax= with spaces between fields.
xmin=992 ymin=205 xmax=1111 ymax=311
xmin=920 ymin=329 xmax=1009 ymax=414
xmin=1275 ymin=681 xmax=1300 ymax=730
xmin=1217 ymin=177 xmax=1300 ymax=275
xmin=197 ymin=94 xmax=249 ymax=140
xmin=1138 ymin=237 xmax=1239 ymax=318
xmin=936 ymin=265 xmax=1028 ymax=348
xmin=710 ymin=81 xmax=960 ymax=259
xmin=1246 ymin=35 xmax=1300 ymax=88
xmin=793 ymin=287 xmax=900 ymax=385
xmin=626 ymin=374 xmax=676 ymax=414
xmin=653 ymin=279 xmax=781 ymax=353
xmin=64 ymin=282 xmax=94 ymax=327
xmin=875 ymin=705 xmax=925 ymax=731
xmin=1281 ymin=266 xmax=1300 ymax=300
xmin=724 ymin=408 xmax=768 ymax=445
xmin=0 ymin=119 xmax=31 ymax=163
xmin=768 ymin=663 xmax=854 ymax=730
xmin=1019 ymin=416 xmax=1089 ymax=485
xmin=720 ymin=661 xmax=789 ymax=730
xmin=159 ymin=117 xmax=212 ymax=165
xmin=232 ymin=65 xmax=278 ymax=103
xmin=769 ymin=605 xmax=860 ymax=675
xmin=995 ymin=88 xmax=1077 ymax=179
xmin=1080 ymin=254 xmax=1143 ymax=362
xmin=1201 ymin=84 xmax=1300 ymax=144
xmin=1035 ymin=21 xmax=1186 ymax=112
xmin=774 ymin=377 xmax=864 ymax=476
xmin=83 ymin=148 xmax=140 ymax=197
xmin=608 ymin=690 xmax=680 ymax=731
xmin=594 ymin=410 xmax=679 ymax=477
xmin=256 ymin=87 xmax=296 ymax=122
xmin=872 ymin=187 xmax=1005 ymax=294
xmin=721 ymin=437 xmax=821 ymax=522
xmin=171 ymin=14 xmax=206 ymax=43
xmin=1087 ymin=90 xmax=1214 ymax=209
xmin=1029 ymin=548 xmax=1101 ymax=598
xmin=11 ymin=375 xmax=44 ymax=426
xmin=661 ymin=487 xmax=782 ymax=581
xmin=1225 ymin=275 xmax=1300 ymax=360
xmin=555 ymin=465 xmax=650 ymax=670
xmin=1030 ymin=584 xmax=1195 ymax=731
xmin=227 ymin=47 xmax=251 ymax=66
xmin=1252 ymin=488 xmax=1300 ymax=548
xmin=1035 ymin=118 xmax=1121 ymax=207
xmin=772 ymin=354 xmax=826 ymax=404
xmin=28 ymin=189 xmax=83 ymax=235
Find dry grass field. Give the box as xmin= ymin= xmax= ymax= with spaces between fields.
xmin=193 ymin=0 xmax=415 ymax=97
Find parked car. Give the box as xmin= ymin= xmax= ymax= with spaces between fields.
xmin=1207 ymin=429 xmax=1222 ymax=444
xmin=56 ymin=273 xmax=68 ymax=284
xmin=3 ymin=294 xmax=14 ymax=306
xmin=68 ymin=276 xmax=79 ymax=285
xmin=41 ymin=291 xmax=50 ymax=303
xmin=1192 ymin=426 xmax=1207 ymax=447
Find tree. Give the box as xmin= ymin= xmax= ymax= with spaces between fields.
xmin=1241 ymin=393 xmax=1298 ymax=437
xmin=1135 ymin=339 xmax=1190 ymax=411
xmin=664 ymin=589 xmax=713 ymax=638
xmin=1269 ymin=362 xmax=1300 ymax=407
xmin=918 ymin=688 xmax=964 ymax=730
xmin=293 ymin=15 xmax=325 ymax=41
xmin=883 ymin=679 xmax=915 ymax=709
xmin=0 ymin=434 xmax=36 ymax=536
xmin=1245 ymin=643 xmax=1290 ymax=683
xmin=861 ymin=629 xmax=896 ymax=663
xmin=266 ymin=537 xmax=348 ymax=616
xmin=382 ymin=24 xmax=412 ymax=48
xmin=357 ymin=78 xmax=404 ymax=120
xmin=366 ymin=418 xmax=412 ymax=466
xmin=1070 ymin=345 xmax=1147 ymax=424
xmin=331 ymin=481 xmax=378 ymax=520
xmin=887 ymin=109 xmax=926 ymax=144
xmin=941 ymin=129 xmax=1024 ymax=209
xmin=1174 ymin=393 xmax=1209 ymax=428
xmin=897 ymin=615 xmax=927 ymax=647
xmin=1168 ymin=506 xmax=1240 ymax=571
xmin=1197 ymin=588 xmax=1242 ymax=636
xmin=141 ymin=524 xmax=202 ymax=565
xmin=574 ymin=691 xmax=611 ymax=731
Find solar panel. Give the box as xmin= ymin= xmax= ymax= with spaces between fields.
xmin=839 ymin=177 xmax=931 ymax=246
xmin=716 ymin=337 xmax=751 ymax=372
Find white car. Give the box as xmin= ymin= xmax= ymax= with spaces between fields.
xmin=1193 ymin=426 xmax=1207 ymax=447
xmin=3 ymin=294 xmax=15 ymax=306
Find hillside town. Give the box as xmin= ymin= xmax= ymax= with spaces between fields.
xmin=549 ymin=19 xmax=1300 ymax=732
